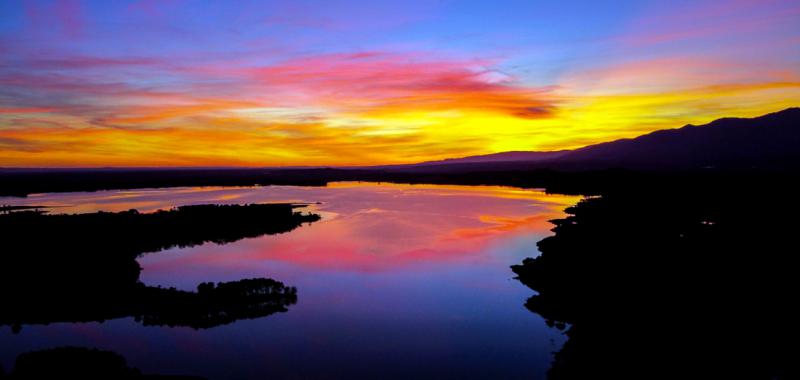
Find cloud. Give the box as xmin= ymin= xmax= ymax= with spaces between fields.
xmin=2 ymin=49 xmax=556 ymax=125
xmin=0 ymin=136 xmax=46 ymax=152
xmin=244 ymin=52 xmax=556 ymax=118
xmin=1 ymin=0 xmax=798 ymax=168
xmin=560 ymin=56 xmax=798 ymax=95
xmin=0 ymin=107 xmax=54 ymax=114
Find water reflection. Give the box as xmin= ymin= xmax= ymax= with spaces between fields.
xmin=138 ymin=183 xmax=578 ymax=276
xmin=1 ymin=183 xmax=581 ymax=379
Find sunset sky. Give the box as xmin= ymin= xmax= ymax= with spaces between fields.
xmin=1 ymin=0 xmax=799 ymax=167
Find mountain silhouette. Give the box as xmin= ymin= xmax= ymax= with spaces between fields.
xmin=390 ymin=107 xmax=800 ymax=172
xmin=557 ymin=107 xmax=800 ymax=170
xmin=2 ymin=108 xmax=798 ymax=197
xmin=377 ymin=150 xmax=570 ymax=168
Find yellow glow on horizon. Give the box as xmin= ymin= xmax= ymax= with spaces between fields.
xmin=1 ymin=79 xmax=798 ymax=167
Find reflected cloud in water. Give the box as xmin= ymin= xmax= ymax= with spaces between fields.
xmin=0 ymin=183 xmax=581 ymax=380
xmin=127 ymin=183 xmax=579 ymax=277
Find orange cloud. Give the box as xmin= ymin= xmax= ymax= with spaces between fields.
xmin=2 ymin=46 xmax=799 ymax=167
xmin=0 ymin=107 xmax=54 ymax=114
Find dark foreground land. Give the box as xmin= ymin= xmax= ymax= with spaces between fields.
xmin=0 ymin=203 xmax=319 ymax=330
xmin=3 ymin=168 xmax=799 ymax=378
xmin=512 ymin=178 xmax=799 ymax=379
xmin=0 ymin=166 xmax=670 ymax=197
xmin=0 ymin=203 xmax=321 ymax=378
xmin=3 ymin=108 xmax=798 ymax=377
xmin=0 ymin=347 xmax=205 ymax=379
xmin=3 ymin=165 xmax=797 ymax=199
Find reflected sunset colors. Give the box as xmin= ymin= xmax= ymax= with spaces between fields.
xmin=0 ymin=183 xmax=580 ymax=379
xmin=140 ymin=183 xmax=579 ymax=277
xmin=8 ymin=182 xmax=579 ymax=274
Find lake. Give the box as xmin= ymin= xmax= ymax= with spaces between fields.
xmin=0 ymin=182 xmax=581 ymax=379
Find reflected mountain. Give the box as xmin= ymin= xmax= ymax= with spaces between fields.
xmin=512 ymin=182 xmax=799 ymax=379
xmin=0 ymin=347 xmax=205 ymax=379
xmin=0 ymin=203 xmax=319 ymax=332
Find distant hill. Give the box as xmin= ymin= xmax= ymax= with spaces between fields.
xmin=391 ymin=107 xmax=800 ymax=172
xmin=557 ymin=107 xmax=800 ymax=170
xmin=411 ymin=150 xmax=570 ymax=166
xmin=2 ymin=108 xmax=798 ymax=197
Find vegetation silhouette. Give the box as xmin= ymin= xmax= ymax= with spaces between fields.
xmin=512 ymin=179 xmax=799 ymax=379
xmin=0 ymin=347 xmax=205 ymax=379
xmin=0 ymin=203 xmax=318 ymax=331
xmin=0 ymin=205 xmax=47 ymax=214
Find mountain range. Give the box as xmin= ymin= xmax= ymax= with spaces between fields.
xmin=387 ymin=107 xmax=800 ymax=172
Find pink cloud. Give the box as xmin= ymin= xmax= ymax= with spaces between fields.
xmin=241 ymin=51 xmax=556 ymax=117
xmin=2 ymin=49 xmax=555 ymax=130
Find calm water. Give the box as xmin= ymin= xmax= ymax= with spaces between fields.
xmin=1 ymin=182 xmax=580 ymax=379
